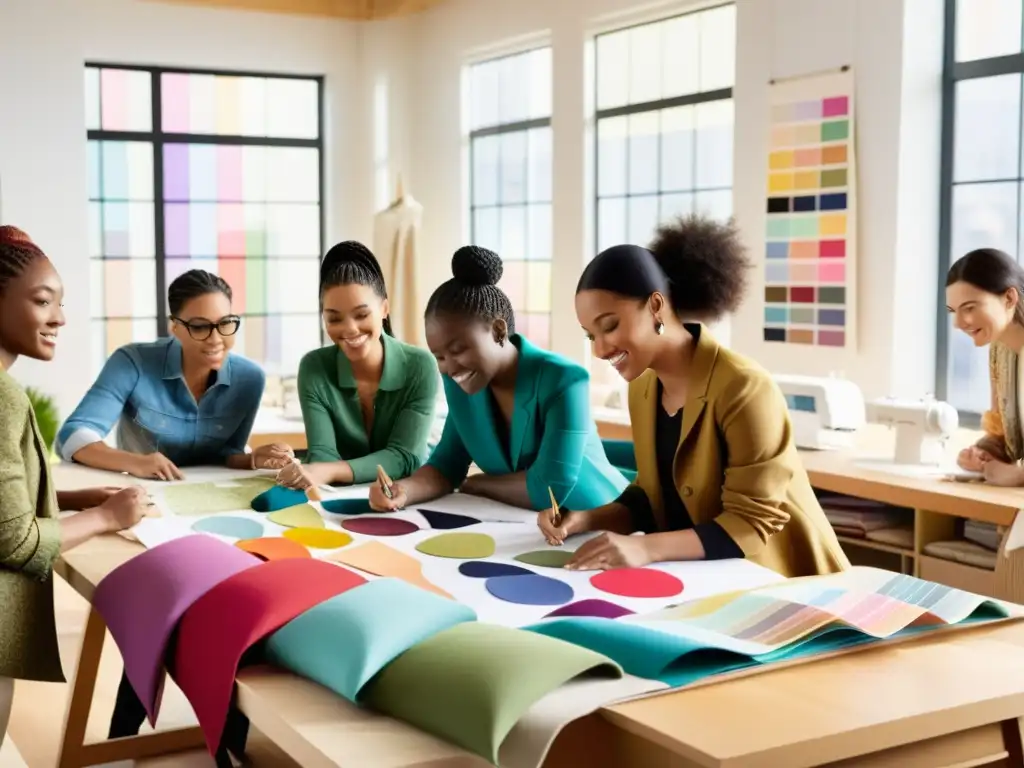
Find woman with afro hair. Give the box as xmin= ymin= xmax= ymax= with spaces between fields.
xmin=368 ymin=245 xmax=627 ymax=514
xmin=539 ymin=214 xmax=849 ymax=578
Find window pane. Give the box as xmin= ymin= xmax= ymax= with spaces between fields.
xmin=628 ymin=195 xmax=660 ymax=244
xmin=527 ymin=203 xmax=552 ymax=261
xmin=101 ymin=68 xmax=152 ymax=132
xmin=695 ymin=189 xmax=733 ymax=221
xmin=660 ymin=192 xmax=694 ymax=222
xmin=695 ymin=99 xmax=734 ymax=189
xmin=266 ymin=78 xmax=319 ymax=139
xmin=597 ymin=115 xmax=628 ymax=197
xmin=596 ymin=30 xmax=629 ymax=111
xmin=500 ymin=205 xmax=526 ymax=261
xmin=470 ymin=59 xmax=500 ymax=131
xmin=525 ymin=261 xmax=551 ymax=313
xmin=947 ymin=330 xmax=992 ymax=413
xmin=502 ymin=260 xmax=525 ymax=311
xmin=499 ymin=52 xmax=530 ymax=125
xmin=661 ymin=106 xmax=695 ymax=192
xmin=85 ymin=68 xmax=101 ymax=131
xmin=955 ymin=0 xmax=1023 ymax=62
xmin=472 ymin=135 xmax=499 ymax=207
xmin=953 ymin=74 xmax=1021 ymax=183
xmin=661 ymin=15 xmax=699 ymax=99
xmin=266 ymin=147 xmax=319 ymax=203
xmin=473 ymin=207 xmax=500 ymax=252
xmin=527 ymin=47 xmax=552 ymax=120
xmin=699 ymin=4 xmax=736 ymax=91
xmin=527 ymin=127 xmax=552 ymax=202
xmin=499 ymin=130 xmax=527 ymax=205
xmin=628 ymin=111 xmax=660 ymax=195
xmin=598 ymin=197 xmax=627 ymax=252
xmin=629 ymin=22 xmax=662 ymax=104
xmin=950 ymin=181 xmax=1018 ymax=261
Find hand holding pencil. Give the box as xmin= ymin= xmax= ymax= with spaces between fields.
xmin=538 ymin=486 xmax=584 ymax=546
xmin=369 ymin=465 xmax=407 ymax=512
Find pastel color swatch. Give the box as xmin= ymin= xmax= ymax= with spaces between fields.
xmin=764 ymin=78 xmax=855 ymax=349
xmin=328 ymin=541 xmax=453 ymax=599
xmin=191 ymin=516 xmax=264 ymax=540
xmin=416 ymin=532 xmax=496 ymax=559
xmin=236 ymin=537 xmax=311 ymax=561
xmin=267 ymin=503 xmax=324 ymax=529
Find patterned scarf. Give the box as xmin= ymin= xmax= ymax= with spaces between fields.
xmin=984 ymin=342 xmax=1023 ymax=462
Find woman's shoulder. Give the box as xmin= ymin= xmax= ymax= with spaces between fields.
xmin=0 ymin=370 xmax=29 ymax=416
xmin=391 ymin=337 xmax=437 ymax=371
xmin=225 ymin=351 xmax=266 ymax=385
xmin=707 ymin=346 xmax=779 ymax=405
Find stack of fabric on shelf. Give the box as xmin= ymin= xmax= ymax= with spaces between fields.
xmin=817 ymin=493 xmax=914 ymax=549
xmin=923 ymin=520 xmax=1004 ymax=571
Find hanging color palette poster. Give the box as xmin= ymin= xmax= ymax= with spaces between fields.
xmin=763 ymin=68 xmax=857 ymax=349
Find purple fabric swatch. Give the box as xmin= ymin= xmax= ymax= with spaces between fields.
xmin=543 ymin=598 xmax=634 ymax=619
xmin=93 ymin=535 xmax=260 ymax=725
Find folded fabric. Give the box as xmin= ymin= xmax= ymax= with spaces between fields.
xmin=923 ymin=539 xmax=998 ymax=570
xmin=171 ymin=558 xmax=367 ymax=753
xmin=964 ymin=520 xmax=1003 ymax=552
xmin=864 ymin=526 xmax=914 ymax=549
xmin=92 ymin=535 xmax=260 ymax=725
xmin=266 ymin=578 xmax=477 ymax=702
xmin=362 ymin=622 xmax=621 ymax=762
xmin=250 ymin=485 xmax=308 ymax=513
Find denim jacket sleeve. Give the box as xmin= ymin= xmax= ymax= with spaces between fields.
xmin=56 ymin=348 xmax=140 ymax=461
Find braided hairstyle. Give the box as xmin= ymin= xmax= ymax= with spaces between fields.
xmin=320 ymin=241 xmax=392 ymax=336
xmin=0 ymin=226 xmax=46 ymax=296
xmin=425 ymin=246 xmax=515 ymax=335
xmin=167 ymin=269 xmax=233 ymax=315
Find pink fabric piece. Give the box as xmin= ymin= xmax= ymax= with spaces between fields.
xmin=92 ymin=535 xmax=260 ymax=725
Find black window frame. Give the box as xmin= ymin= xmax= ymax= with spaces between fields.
xmin=935 ymin=0 xmax=1024 ymax=425
xmin=85 ymin=61 xmax=326 ymax=350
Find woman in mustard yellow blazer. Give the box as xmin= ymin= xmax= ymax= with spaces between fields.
xmin=538 ymin=214 xmax=849 ymax=579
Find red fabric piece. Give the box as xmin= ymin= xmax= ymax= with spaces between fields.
xmin=590 ymin=567 xmax=683 ymax=599
xmin=171 ymin=558 xmax=366 ymax=753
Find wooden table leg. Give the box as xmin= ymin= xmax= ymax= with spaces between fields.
xmin=57 ymin=606 xmax=206 ymax=768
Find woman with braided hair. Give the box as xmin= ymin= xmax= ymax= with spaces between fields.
xmin=368 ymin=245 xmax=627 ymax=513
xmin=276 ymin=241 xmax=438 ymax=492
xmin=56 ymin=269 xmax=286 ymax=480
xmin=0 ymin=226 xmax=152 ymax=747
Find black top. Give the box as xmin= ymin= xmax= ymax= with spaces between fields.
xmin=615 ymin=341 xmax=742 ymax=559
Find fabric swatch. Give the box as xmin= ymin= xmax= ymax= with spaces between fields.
xmin=544 ymin=599 xmax=634 ymax=619
xmin=164 ymin=477 xmax=275 ymax=516
xmin=267 ymin=503 xmax=324 ymax=529
xmin=191 ymin=516 xmax=264 ymax=540
xmin=236 ymin=537 xmax=311 ymax=561
xmin=341 ymin=517 xmax=419 ymax=536
xmin=361 ymin=622 xmax=622 ymax=762
xmin=485 ymin=575 xmax=574 ymax=606
xmin=321 ymin=498 xmax=375 ymax=516
xmin=249 ymin=484 xmax=308 ymax=513
xmin=93 ymin=535 xmax=260 ymax=725
xmin=329 ymin=541 xmax=452 ymax=599
xmin=591 ymin=568 xmax=683 ymax=598
xmin=282 ymin=527 xmax=352 ymax=550
xmin=266 ymin=579 xmax=477 ymax=702
xmin=171 ymin=558 xmax=366 ymax=753
xmin=458 ymin=561 xmax=533 ymax=579
xmin=514 ymin=549 xmax=574 ymax=568
xmin=417 ymin=532 xmax=496 ymax=559
xmin=418 ymin=509 xmax=480 ymax=529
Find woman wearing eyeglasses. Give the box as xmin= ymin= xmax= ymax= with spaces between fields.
xmin=56 ymin=269 xmax=292 ymax=480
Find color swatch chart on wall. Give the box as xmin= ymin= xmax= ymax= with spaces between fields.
xmin=763 ymin=68 xmax=857 ymax=349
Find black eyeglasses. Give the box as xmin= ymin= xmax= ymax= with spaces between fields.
xmin=171 ymin=315 xmax=241 ymax=341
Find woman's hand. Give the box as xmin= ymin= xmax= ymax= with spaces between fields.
xmin=59 ymin=486 xmax=122 ymax=511
xmin=368 ymin=481 xmax=407 ymax=512
xmin=252 ymin=443 xmax=294 ymax=470
xmin=276 ymin=461 xmax=329 ymax=491
xmin=958 ymin=446 xmax=994 ymax=472
xmin=458 ymin=474 xmax=489 ymax=497
xmin=537 ymin=508 xmax=588 ymax=546
xmin=564 ymin=531 xmax=653 ymax=571
xmin=129 ymin=452 xmax=185 ymax=481
xmin=97 ymin=486 xmax=155 ymax=531
xmin=982 ymin=459 xmax=1024 ymax=487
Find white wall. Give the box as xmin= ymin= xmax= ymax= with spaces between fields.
xmin=390 ymin=0 xmax=945 ymax=400
xmin=0 ymin=0 xmax=363 ymax=417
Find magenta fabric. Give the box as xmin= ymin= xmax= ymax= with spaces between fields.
xmin=92 ymin=535 xmax=260 ymax=725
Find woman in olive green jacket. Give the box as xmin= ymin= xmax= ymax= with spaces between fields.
xmin=0 ymin=227 xmax=150 ymax=746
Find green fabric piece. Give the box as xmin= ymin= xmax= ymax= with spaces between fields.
xmin=415 ymin=532 xmax=495 ymax=559
xmin=514 ymin=549 xmax=574 ymax=568
xmin=163 ymin=477 xmax=275 ymax=516
xmin=362 ymin=622 xmax=621 ymax=762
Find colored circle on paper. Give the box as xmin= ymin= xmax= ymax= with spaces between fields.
xmin=341 ymin=517 xmax=419 ymax=536
xmin=416 ymin=532 xmax=495 ymax=559
xmin=544 ymin=599 xmax=634 ymax=619
xmin=590 ymin=568 xmax=683 ymax=599
xmin=514 ymin=549 xmax=574 ymax=568
xmin=236 ymin=537 xmax=311 ymax=561
xmin=458 ymin=561 xmax=533 ymax=579
xmin=418 ymin=509 xmax=480 ymax=529
xmin=485 ymin=574 xmax=574 ymax=606
xmin=283 ymin=527 xmax=353 ymax=550
xmin=268 ymin=503 xmax=325 ymax=529
xmin=321 ymin=498 xmax=375 ymax=516
xmin=191 ymin=516 xmax=263 ymax=539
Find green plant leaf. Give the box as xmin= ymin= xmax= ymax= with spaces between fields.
xmin=25 ymin=387 xmax=60 ymax=453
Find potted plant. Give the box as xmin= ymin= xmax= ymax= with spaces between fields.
xmin=25 ymin=387 xmax=60 ymax=463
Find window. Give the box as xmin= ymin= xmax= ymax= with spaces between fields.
xmin=590 ymin=5 xmax=735 ymax=407
xmin=466 ymin=48 xmax=553 ymax=348
xmin=938 ymin=0 xmax=1024 ymax=415
xmin=85 ymin=64 xmax=324 ymax=378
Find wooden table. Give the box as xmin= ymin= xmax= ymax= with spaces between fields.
xmin=50 ymin=464 xmax=1024 ymax=768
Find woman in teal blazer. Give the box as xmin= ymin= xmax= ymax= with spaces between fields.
xmin=368 ymin=246 xmax=627 ymax=513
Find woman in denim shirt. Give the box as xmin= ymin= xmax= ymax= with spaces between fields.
xmin=56 ymin=270 xmax=291 ymax=479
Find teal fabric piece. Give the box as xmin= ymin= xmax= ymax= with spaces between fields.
xmin=250 ymin=485 xmax=307 ymax=513
xmin=320 ymin=498 xmax=374 ymax=516
xmin=264 ymin=579 xmax=477 ymax=702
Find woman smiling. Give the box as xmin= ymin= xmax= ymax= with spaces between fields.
xmin=276 ymin=241 xmax=438 ymax=491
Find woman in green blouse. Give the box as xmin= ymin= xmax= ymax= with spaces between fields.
xmin=276 ymin=242 xmax=438 ymax=491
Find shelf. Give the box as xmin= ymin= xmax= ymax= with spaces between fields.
xmin=835 ymin=535 xmax=914 ymax=558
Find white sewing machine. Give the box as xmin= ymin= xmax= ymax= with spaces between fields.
xmin=773 ymin=374 xmax=865 ymax=450
xmin=865 ymin=396 xmax=959 ymax=466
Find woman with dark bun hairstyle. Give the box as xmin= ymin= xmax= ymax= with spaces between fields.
xmin=368 ymin=245 xmax=627 ymax=513
xmin=276 ymin=241 xmax=438 ymax=492
xmin=539 ymin=214 xmax=848 ymax=578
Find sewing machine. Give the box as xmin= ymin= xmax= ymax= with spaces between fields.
xmin=773 ymin=374 xmax=865 ymax=450
xmin=865 ymin=396 xmax=959 ymax=466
